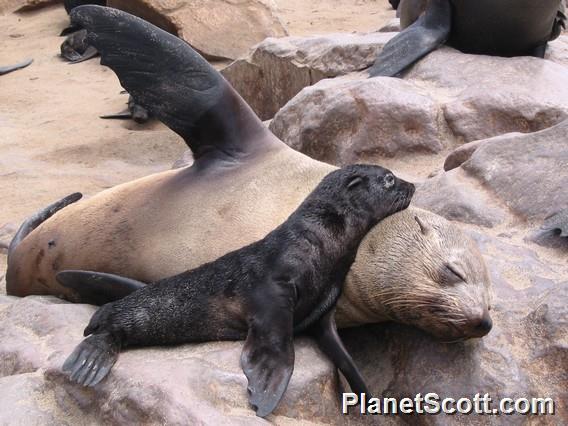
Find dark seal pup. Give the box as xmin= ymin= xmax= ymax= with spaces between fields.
xmin=60 ymin=29 xmax=99 ymax=63
xmin=369 ymin=0 xmax=567 ymax=77
xmin=59 ymin=164 xmax=415 ymax=417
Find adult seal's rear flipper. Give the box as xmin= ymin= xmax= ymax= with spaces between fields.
xmin=241 ymin=279 xmax=296 ymax=417
xmin=308 ymin=309 xmax=369 ymax=396
xmin=368 ymin=0 xmax=451 ymax=77
xmin=70 ymin=5 xmax=272 ymax=163
xmin=0 ymin=59 xmax=33 ymax=76
xmin=56 ymin=270 xmax=146 ymax=305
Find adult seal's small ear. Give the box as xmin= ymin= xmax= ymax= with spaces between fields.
xmin=0 ymin=59 xmax=33 ymax=76
xmin=414 ymin=215 xmax=430 ymax=235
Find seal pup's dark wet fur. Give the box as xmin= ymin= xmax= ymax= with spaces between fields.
xmin=60 ymin=164 xmax=415 ymax=417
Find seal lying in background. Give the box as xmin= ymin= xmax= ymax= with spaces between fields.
xmin=370 ymin=0 xmax=567 ymax=77
xmin=60 ymin=165 xmax=415 ymax=417
xmin=0 ymin=59 xmax=33 ymax=75
xmin=6 ymin=6 xmax=492 ymax=342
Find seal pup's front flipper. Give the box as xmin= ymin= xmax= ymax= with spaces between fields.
xmin=56 ymin=270 xmax=146 ymax=305
xmin=308 ymin=309 xmax=369 ymax=396
xmin=70 ymin=5 xmax=274 ymax=164
xmin=62 ymin=332 xmax=120 ymax=387
xmin=0 ymin=59 xmax=33 ymax=76
xmin=241 ymin=279 xmax=296 ymax=417
xmin=368 ymin=0 xmax=451 ymax=77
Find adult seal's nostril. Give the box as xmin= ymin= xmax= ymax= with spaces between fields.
xmin=384 ymin=174 xmax=395 ymax=189
xmin=477 ymin=316 xmax=493 ymax=334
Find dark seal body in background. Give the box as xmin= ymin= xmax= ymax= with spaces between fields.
xmin=370 ymin=0 xmax=566 ymax=77
xmin=59 ymin=165 xmax=415 ymax=417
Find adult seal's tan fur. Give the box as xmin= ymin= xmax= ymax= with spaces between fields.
xmin=7 ymin=6 xmax=492 ymax=342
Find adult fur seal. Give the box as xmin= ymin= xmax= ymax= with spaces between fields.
xmin=369 ymin=0 xmax=567 ymax=77
xmin=6 ymin=6 xmax=492 ymax=342
xmin=60 ymin=165 xmax=415 ymax=417
xmin=0 ymin=59 xmax=33 ymax=76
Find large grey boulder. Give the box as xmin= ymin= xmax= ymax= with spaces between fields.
xmin=107 ymin=0 xmax=288 ymax=61
xmin=0 ymin=295 xmax=341 ymax=424
xmin=221 ymin=32 xmax=395 ymax=120
xmin=416 ymin=120 xmax=568 ymax=228
xmin=269 ymin=47 xmax=568 ymax=169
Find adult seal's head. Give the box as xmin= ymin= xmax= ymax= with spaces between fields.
xmin=337 ymin=208 xmax=492 ymax=341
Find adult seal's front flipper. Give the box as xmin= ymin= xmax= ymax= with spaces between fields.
xmin=70 ymin=5 xmax=274 ymax=165
xmin=308 ymin=309 xmax=369 ymax=396
xmin=368 ymin=0 xmax=451 ymax=77
xmin=56 ymin=270 xmax=146 ymax=305
xmin=0 ymin=59 xmax=33 ymax=76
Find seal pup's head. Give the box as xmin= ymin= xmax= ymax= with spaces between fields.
xmin=337 ymin=207 xmax=493 ymax=341
xmin=298 ymin=164 xmax=416 ymax=236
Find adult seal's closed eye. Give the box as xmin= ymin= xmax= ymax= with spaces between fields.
xmin=369 ymin=0 xmax=566 ymax=77
xmin=6 ymin=6 xmax=492 ymax=345
xmin=59 ymin=165 xmax=415 ymax=417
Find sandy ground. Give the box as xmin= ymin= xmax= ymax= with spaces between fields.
xmin=0 ymin=2 xmax=396 ymax=291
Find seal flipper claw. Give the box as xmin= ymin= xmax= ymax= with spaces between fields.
xmin=241 ymin=278 xmax=296 ymax=417
xmin=368 ymin=0 xmax=450 ymax=77
xmin=63 ymin=333 xmax=119 ymax=387
xmin=70 ymin=5 xmax=272 ymax=161
xmin=56 ymin=270 xmax=146 ymax=305
xmin=308 ymin=309 xmax=369 ymax=396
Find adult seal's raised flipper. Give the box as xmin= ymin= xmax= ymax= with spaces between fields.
xmin=0 ymin=59 xmax=33 ymax=76
xmin=369 ymin=0 xmax=450 ymax=77
xmin=370 ymin=0 xmax=566 ymax=77
xmin=71 ymin=5 xmax=276 ymax=164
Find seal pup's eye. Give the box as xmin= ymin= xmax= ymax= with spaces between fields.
xmin=383 ymin=173 xmax=395 ymax=189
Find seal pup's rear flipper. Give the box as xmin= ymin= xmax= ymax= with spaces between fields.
xmin=368 ymin=0 xmax=451 ymax=77
xmin=0 ymin=59 xmax=33 ymax=76
xmin=308 ymin=309 xmax=369 ymax=396
xmin=241 ymin=279 xmax=295 ymax=417
xmin=70 ymin=5 xmax=274 ymax=163
xmin=56 ymin=270 xmax=146 ymax=305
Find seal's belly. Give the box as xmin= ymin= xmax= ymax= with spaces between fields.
xmin=449 ymin=0 xmax=559 ymax=55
